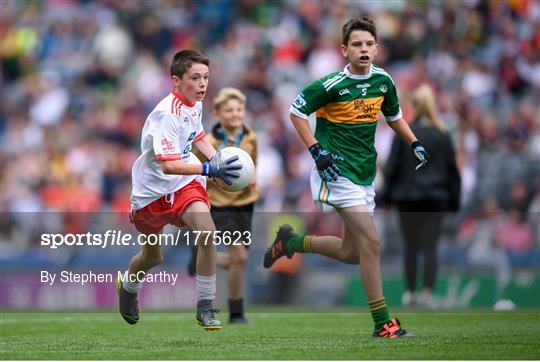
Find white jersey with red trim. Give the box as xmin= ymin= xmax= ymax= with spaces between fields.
xmin=131 ymin=91 xmax=207 ymax=210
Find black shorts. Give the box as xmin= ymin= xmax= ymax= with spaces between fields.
xmin=211 ymin=203 xmax=254 ymax=249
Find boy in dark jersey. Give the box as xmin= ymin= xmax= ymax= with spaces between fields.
xmin=264 ymin=18 xmax=428 ymax=338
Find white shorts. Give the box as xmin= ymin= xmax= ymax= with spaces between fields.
xmin=310 ymin=165 xmax=376 ymax=213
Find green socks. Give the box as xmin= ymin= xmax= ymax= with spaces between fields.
xmin=286 ymin=234 xmax=313 ymax=253
xmin=369 ymin=298 xmax=391 ymax=329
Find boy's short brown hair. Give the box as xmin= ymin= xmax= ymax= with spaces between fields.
xmin=342 ymin=17 xmax=377 ymax=45
xmin=170 ymin=50 xmax=209 ymax=78
xmin=213 ymin=87 xmax=246 ymax=111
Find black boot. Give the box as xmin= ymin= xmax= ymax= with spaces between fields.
xmin=228 ymin=298 xmax=248 ymax=324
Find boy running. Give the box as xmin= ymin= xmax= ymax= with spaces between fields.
xmin=117 ymin=50 xmax=241 ymax=330
xmin=264 ymin=18 xmax=428 ymax=338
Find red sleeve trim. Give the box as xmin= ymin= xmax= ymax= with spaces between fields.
xmin=156 ymin=154 xmax=182 ymax=161
xmin=193 ymin=131 xmax=206 ymax=142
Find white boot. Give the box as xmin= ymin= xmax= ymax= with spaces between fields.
xmin=401 ymin=290 xmax=417 ymax=307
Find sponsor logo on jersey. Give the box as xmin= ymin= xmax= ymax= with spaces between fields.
xmin=379 ymin=83 xmax=388 ymax=93
xmin=293 ymin=93 xmax=307 ymax=108
xmin=161 ymin=138 xmax=176 ymax=152
xmin=317 ymin=96 xmax=383 ymax=124
xmin=339 ymin=88 xmax=350 ymax=96
xmin=182 ymin=132 xmax=197 ymax=158
xmin=356 ymin=83 xmax=371 ymax=89
xmin=353 ymin=99 xmax=378 ymax=120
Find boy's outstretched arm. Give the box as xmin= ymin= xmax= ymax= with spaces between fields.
xmin=387 ymin=118 xmax=429 ymax=169
xmin=387 ymin=118 xmax=417 ymax=145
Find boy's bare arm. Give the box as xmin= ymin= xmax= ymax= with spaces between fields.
xmin=387 ymin=118 xmax=417 ymax=145
xmin=290 ymin=113 xmax=318 ymax=147
xmin=387 ymin=117 xmax=429 ymax=169
xmin=194 ymin=136 xmax=218 ymax=160
xmin=161 ymin=160 xmax=203 ymax=175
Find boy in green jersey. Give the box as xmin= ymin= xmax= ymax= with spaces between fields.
xmin=264 ymin=18 xmax=429 ymax=338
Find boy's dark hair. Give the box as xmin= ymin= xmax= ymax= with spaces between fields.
xmin=342 ymin=17 xmax=377 ymax=45
xmin=170 ymin=50 xmax=209 ymax=78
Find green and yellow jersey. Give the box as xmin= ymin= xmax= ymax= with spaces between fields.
xmin=290 ymin=64 xmax=402 ymax=186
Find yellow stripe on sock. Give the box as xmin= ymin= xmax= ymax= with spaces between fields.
xmin=303 ymin=235 xmax=313 ymax=253
xmin=368 ymin=298 xmax=386 ymax=308
xmin=370 ymin=304 xmax=387 ymax=311
xmin=368 ymin=298 xmax=386 ymax=305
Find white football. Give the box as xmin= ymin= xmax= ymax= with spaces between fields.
xmin=219 ymin=147 xmax=254 ymax=192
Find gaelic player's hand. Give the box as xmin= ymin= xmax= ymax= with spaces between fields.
xmin=412 ymin=141 xmax=429 ymax=170
xmin=202 ymin=152 xmax=242 ymax=185
xmin=309 ymin=143 xmax=344 ymax=182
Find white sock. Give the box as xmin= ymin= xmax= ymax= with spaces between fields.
xmin=196 ymin=274 xmax=216 ymax=300
xmin=122 ymin=271 xmax=142 ymax=293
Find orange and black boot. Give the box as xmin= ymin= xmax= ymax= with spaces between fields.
xmin=373 ymin=318 xmax=415 ymax=338
xmin=263 ymin=224 xmax=296 ymax=268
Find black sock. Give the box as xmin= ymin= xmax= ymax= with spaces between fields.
xmin=228 ymin=298 xmax=244 ymax=317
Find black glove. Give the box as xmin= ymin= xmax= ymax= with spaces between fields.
xmin=309 ymin=143 xmax=344 ymax=182
xmin=411 ymin=141 xmax=429 ymax=170
xmin=202 ymin=152 xmax=242 ymax=185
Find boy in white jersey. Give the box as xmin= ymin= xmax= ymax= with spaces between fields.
xmin=117 ymin=50 xmax=241 ymax=330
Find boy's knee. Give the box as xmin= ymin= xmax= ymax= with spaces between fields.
xmin=231 ymin=249 xmax=248 ymax=269
xmin=362 ymin=234 xmax=381 ymax=256
xmin=189 ymin=214 xmax=216 ymax=234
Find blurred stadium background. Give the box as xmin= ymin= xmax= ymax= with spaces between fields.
xmin=1 ymin=0 xmax=539 ymax=311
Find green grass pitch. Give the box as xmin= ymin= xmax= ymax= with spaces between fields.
xmin=1 ymin=310 xmax=539 ymax=359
